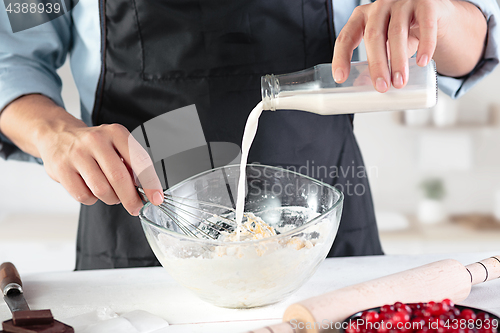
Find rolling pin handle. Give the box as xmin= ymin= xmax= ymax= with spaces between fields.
xmin=0 ymin=262 xmax=23 ymax=296
xmin=465 ymin=255 xmax=500 ymax=286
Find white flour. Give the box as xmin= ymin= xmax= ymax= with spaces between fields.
xmin=219 ymin=212 xmax=277 ymax=242
xmin=155 ymin=210 xmax=330 ymax=308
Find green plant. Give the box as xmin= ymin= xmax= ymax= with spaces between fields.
xmin=420 ymin=178 xmax=446 ymax=200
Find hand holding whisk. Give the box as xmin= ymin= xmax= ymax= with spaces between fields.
xmin=137 ymin=187 xmax=254 ymax=240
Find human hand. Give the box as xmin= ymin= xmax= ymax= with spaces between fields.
xmin=332 ymin=0 xmax=460 ymax=92
xmin=35 ymin=112 xmax=163 ymax=216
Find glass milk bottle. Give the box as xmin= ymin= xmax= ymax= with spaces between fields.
xmin=261 ymin=58 xmax=437 ymax=114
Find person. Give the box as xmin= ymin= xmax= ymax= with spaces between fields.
xmin=0 ymin=0 xmax=498 ymax=269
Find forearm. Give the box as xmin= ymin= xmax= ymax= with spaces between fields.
xmin=433 ymin=0 xmax=487 ymax=77
xmin=0 ymin=94 xmax=86 ymax=158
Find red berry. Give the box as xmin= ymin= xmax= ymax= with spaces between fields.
xmin=460 ymin=309 xmax=477 ymax=321
xmin=412 ymin=318 xmax=427 ymax=332
xmin=403 ymin=305 xmax=413 ymax=315
xmin=364 ymin=311 xmax=381 ymax=324
xmin=438 ymin=312 xmax=453 ymax=321
xmin=394 ymin=302 xmax=404 ymax=309
xmin=392 ymin=310 xmax=411 ymax=324
xmin=422 ymin=310 xmax=433 ymax=318
xmin=415 ymin=328 xmax=430 ymax=333
xmin=377 ymin=324 xmax=389 ymax=333
xmin=382 ymin=312 xmax=395 ymax=321
xmin=437 ymin=327 xmax=448 ymax=333
xmin=413 ymin=317 xmax=426 ymax=324
xmin=382 ymin=305 xmax=395 ymax=313
xmin=445 ymin=310 xmax=457 ymax=320
xmin=410 ymin=303 xmax=420 ymax=311
xmin=449 ymin=308 xmax=461 ymax=317
xmin=442 ymin=299 xmax=454 ymax=308
xmin=413 ymin=310 xmax=423 ymax=318
xmin=477 ymin=327 xmax=493 ymax=333
xmin=476 ymin=312 xmax=490 ymax=321
xmin=432 ymin=303 xmax=449 ymax=316
xmin=392 ymin=302 xmax=412 ymax=314
xmin=346 ymin=321 xmax=361 ymax=333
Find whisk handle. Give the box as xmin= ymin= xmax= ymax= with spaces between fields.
xmin=137 ymin=187 xmax=149 ymax=203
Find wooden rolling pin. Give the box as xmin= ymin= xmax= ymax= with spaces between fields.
xmin=249 ymin=256 xmax=500 ymax=333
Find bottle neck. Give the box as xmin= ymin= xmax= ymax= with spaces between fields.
xmin=261 ymin=74 xmax=278 ymax=111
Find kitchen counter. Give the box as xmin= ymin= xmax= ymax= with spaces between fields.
xmin=1 ymin=253 xmax=499 ymax=333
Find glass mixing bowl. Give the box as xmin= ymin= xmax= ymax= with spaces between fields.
xmin=139 ymin=164 xmax=343 ymax=308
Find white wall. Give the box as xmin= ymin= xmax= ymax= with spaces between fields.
xmin=354 ymin=69 xmax=500 ymax=216
xmin=0 ymin=62 xmax=80 ymax=274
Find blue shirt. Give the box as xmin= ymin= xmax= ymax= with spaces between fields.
xmin=1 ymin=0 xmax=500 ymax=161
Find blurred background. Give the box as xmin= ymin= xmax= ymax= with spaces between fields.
xmin=1 ymin=44 xmax=500 ymax=275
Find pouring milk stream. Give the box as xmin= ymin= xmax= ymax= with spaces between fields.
xmin=234 ymin=58 xmax=437 ymax=240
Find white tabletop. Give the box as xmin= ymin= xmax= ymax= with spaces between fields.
xmin=1 ymin=253 xmax=499 ymax=333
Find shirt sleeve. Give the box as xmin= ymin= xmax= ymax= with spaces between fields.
xmin=438 ymin=0 xmax=500 ymax=99
xmin=0 ymin=9 xmax=71 ymax=161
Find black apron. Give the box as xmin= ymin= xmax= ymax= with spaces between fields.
xmin=76 ymin=0 xmax=383 ymax=270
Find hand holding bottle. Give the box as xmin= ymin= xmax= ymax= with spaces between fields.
xmin=332 ymin=0 xmax=487 ymax=93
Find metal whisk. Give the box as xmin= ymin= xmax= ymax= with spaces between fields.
xmin=137 ymin=188 xmax=249 ymax=240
